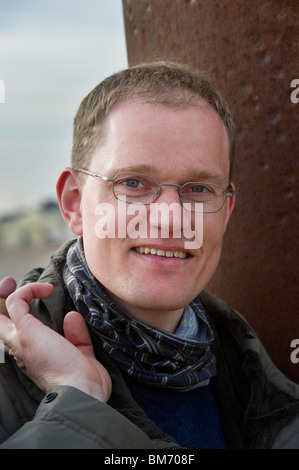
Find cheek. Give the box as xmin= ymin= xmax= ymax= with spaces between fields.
xmin=82 ymin=186 xmax=121 ymax=239
xmin=82 ymin=201 xmax=129 ymax=271
xmin=193 ymin=216 xmax=226 ymax=287
xmin=202 ymin=214 xmax=227 ymax=249
xmin=83 ymin=228 xmax=118 ymax=284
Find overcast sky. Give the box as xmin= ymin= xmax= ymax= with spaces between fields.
xmin=0 ymin=0 xmax=127 ymax=216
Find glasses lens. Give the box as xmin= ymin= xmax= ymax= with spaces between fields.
xmin=181 ymin=182 xmax=225 ymax=213
xmin=113 ymin=173 xmax=159 ymax=204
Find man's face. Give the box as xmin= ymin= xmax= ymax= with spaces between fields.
xmin=77 ymin=100 xmax=234 ymax=329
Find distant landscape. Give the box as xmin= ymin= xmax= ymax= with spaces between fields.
xmin=0 ymin=243 xmax=65 ymax=282
xmin=0 ymin=200 xmax=72 ymax=282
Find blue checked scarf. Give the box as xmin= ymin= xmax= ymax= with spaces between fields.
xmin=63 ymin=238 xmax=216 ymax=391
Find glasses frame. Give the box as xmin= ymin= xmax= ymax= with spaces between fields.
xmin=76 ymin=168 xmax=234 ymax=213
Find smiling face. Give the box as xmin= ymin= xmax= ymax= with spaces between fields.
xmin=62 ymin=100 xmax=235 ymax=331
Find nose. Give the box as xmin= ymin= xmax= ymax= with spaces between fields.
xmin=157 ymin=183 xmax=182 ymax=205
xmin=149 ymin=184 xmax=183 ymax=237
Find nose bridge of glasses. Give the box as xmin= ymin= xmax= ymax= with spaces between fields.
xmin=159 ymin=182 xmax=182 ymax=189
xmin=156 ymin=182 xmax=183 ymax=203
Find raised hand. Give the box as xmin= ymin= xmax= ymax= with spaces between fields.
xmin=0 ymin=282 xmax=112 ymax=402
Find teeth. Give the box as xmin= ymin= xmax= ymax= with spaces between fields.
xmin=157 ymin=249 xmax=165 ymax=256
xmin=135 ymin=247 xmax=188 ymax=259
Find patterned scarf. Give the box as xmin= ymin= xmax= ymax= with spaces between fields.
xmin=63 ymin=238 xmax=216 ymax=391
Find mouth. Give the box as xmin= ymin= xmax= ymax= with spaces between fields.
xmin=133 ymin=246 xmax=189 ymax=259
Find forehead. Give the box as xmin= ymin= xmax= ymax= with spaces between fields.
xmin=90 ymin=100 xmax=230 ymax=183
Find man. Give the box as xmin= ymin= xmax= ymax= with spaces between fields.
xmin=0 ymin=61 xmax=298 ymax=449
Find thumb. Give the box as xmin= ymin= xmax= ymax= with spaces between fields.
xmin=63 ymin=311 xmax=95 ymax=358
xmin=63 ymin=311 xmax=112 ymax=402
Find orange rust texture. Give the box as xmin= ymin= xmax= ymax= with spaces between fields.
xmin=122 ymin=0 xmax=299 ymax=382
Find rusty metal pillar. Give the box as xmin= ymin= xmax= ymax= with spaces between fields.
xmin=122 ymin=0 xmax=299 ymax=383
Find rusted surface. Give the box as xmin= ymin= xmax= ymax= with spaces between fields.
xmin=123 ymin=0 xmax=299 ymax=382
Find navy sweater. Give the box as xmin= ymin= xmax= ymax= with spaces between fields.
xmin=125 ymin=375 xmax=227 ymax=449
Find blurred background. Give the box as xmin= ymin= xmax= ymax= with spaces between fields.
xmin=0 ymin=0 xmax=127 ymax=280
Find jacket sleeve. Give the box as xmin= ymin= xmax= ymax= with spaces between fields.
xmin=0 ymin=385 xmax=155 ymax=449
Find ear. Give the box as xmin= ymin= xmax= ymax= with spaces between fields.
xmin=223 ymin=182 xmax=235 ymax=233
xmin=56 ymin=168 xmax=83 ymax=235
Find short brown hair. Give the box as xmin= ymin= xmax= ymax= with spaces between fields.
xmin=71 ymin=61 xmax=236 ymax=179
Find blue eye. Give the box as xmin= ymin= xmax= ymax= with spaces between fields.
xmin=124 ymin=178 xmax=140 ymax=188
xmin=181 ymin=183 xmax=217 ymax=203
xmin=191 ymin=185 xmax=206 ymax=193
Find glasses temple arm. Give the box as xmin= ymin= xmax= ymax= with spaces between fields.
xmin=76 ymin=169 xmax=114 ymax=183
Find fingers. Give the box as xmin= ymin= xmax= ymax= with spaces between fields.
xmin=0 ymin=277 xmax=17 ymax=318
xmin=0 ymin=313 xmax=15 ymax=349
xmin=0 ymin=277 xmax=17 ymax=298
xmin=0 ymin=298 xmax=9 ymax=318
xmin=6 ymin=283 xmax=54 ymax=324
xmin=0 ymin=282 xmax=54 ymax=351
xmin=63 ymin=311 xmax=95 ymax=357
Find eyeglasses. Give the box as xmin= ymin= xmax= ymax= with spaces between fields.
xmin=76 ymin=168 xmax=234 ymax=213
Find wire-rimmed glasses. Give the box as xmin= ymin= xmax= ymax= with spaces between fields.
xmin=76 ymin=168 xmax=234 ymax=213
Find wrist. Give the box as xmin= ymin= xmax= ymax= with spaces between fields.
xmin=47 ymin=374 xmax=110 ymax=402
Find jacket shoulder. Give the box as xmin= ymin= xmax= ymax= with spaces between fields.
xmin=200 ymin=290 xmax=299 ymax=449
xmin=200 ymin=290 xmax=299 ymax=399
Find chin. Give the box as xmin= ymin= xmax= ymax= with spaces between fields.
xmin=134 ymin=285 xmax=197 ymax=311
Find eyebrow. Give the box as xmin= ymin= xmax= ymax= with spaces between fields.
xmin=113 ymin=164 xmax=158 ymax=175
xmin=111 ymin=164 xmax=226 ymax=184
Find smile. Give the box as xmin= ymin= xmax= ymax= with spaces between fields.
xmin=134 ymin=246 xmax=189 ymax=259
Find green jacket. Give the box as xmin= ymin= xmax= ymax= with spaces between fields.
xmin=0 ymin=241 xmax=298 ymax=449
